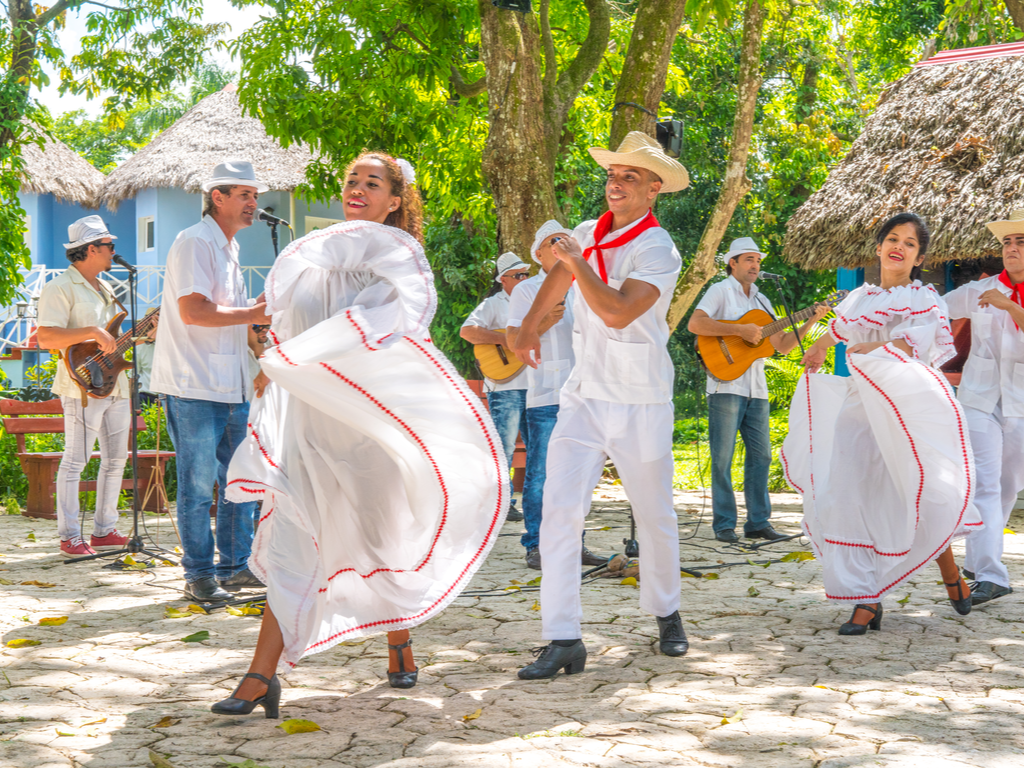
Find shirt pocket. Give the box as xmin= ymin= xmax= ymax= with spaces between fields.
xmin=961 ymin=354 xmax=997 ymax=406
xmin=606 ymin=339 xmax=648 ymax=386
xmin=542 ymin=359 xmax=571 ymax=389
xmin=207 ymin=353 xmax=240 ymax=394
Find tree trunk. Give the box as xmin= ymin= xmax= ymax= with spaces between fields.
xmin=1006 ymin=0 xmax=1024 ymax=33
xmin=666 ymin=0 xmax=766 ymax=333
xmin=608 ymin=0 xmax=688 ymax=147
xmin=1 ymin=0 xmax=39 ymax=148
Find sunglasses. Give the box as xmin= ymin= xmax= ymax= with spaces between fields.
xmin=252 ymin=324 xmax=270 ymax=332
xmin=507 ymin=272 xmax=529 ymax=281
xmin=95 ymin=242 xmax=116 ymax=252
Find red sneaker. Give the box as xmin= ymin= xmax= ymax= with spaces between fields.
xmin=90 ymin=530 xmax=128 ymax=551
xmin=61 ymin=536 xmax=96 ymax=558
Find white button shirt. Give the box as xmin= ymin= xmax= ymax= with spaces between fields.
xmin=561 ymin=217 xmax=681 ymax=405
xmin=695 ymin=275 xmax=777 ymax=399
xmin=150 ymin=215 xmax=250 ymax=404
xmin=37 ymin=266 xmax=131 ymax=400
xmin=462 ymin=290 xmax=527 ymax=392
xmin=507 ymin=270 xmax=575 ymax=408
xmin=946 ymin=275 xmax=1024 ymax=417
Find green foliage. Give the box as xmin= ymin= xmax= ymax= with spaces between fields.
xmin=135 ymin=401 xmax=176 ymax=501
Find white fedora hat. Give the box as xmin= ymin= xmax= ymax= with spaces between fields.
xmin=202 ymin=159 xmax=269 ymax=194
xmin=987 ymin=209 xmax=1024 ymax=241
xmin=494 ymin=252 xmax=529 ymax=282
xmin=64 ymin=215 xmax=116 ymax=250
xmin=721 ymin=236 xmax=767 ymax=263
xmin=530 ymin=220 xmax=574 ymax=265
xmin=588 ymin=131 xmax=690 ymax=194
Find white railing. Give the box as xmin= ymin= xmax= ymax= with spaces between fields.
xmin=0 ymin=265 xmax=271 ymax=353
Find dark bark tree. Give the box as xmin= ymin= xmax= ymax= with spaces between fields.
xmin=1006 ymin=0 xmax=1024 ymax=32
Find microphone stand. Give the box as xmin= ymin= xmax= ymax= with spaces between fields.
xmin=761 ymin=274 xmax=807 ymax=359
xmin=270 ymin=223 xmax=279 ymax=258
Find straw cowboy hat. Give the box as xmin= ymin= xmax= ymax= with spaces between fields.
xmin=987 ymin=209 xmax=1024 ymax=241
xmin=588 ymin=131 xmax=690 ymax=193
xmin=202 ymin=159 xmax=269 ymax=194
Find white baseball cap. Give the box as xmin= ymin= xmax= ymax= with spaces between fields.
xmin=495 ymin=252 xmax=529 ymax=282
xmin=530 ymin=220 xmax=574 ymax=265
xmin=202 ymin=159 xmax=269 ymax=194
xmin=64 ymin=215 xmax=116 ymax=250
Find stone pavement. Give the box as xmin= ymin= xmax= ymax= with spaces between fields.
xmin=1 ymin=487 xmax=1023 ymax=768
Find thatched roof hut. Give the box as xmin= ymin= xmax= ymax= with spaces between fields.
xmin=99 ymin=84 xmax=315 ymax=210
xmin=784 ymin=42 xmax=1024 ymax=269
xmin=20 ymin=134 xmax=104 ymax=206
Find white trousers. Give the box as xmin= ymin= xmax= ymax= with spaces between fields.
xmin=963 ymin=404 xmax=1024 ymax=588
xmin=56 ymin=395 xmax=130 ymax=541
xmin=540 ymin=391 xmax=680 ymax=639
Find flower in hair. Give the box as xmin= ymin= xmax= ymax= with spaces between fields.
xmin=395 ymin=158 xmax=416 ymax=186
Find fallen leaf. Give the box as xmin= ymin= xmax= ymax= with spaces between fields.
xmin=703 ymin=573 xmax=720 ymax=580
xmin=217 ymin=759 xmax=274 ymax=768
xmin=680 ymin=570 xmax=697 ymax=578
xmin=149 ymin=750 xmax=181 ymax=768
xmin=39 ymin=617 xmax=68 ymax=626
xmin=509 ymin=579 xmax=523 ymax=585
xmin=241 ymin=603 xmax=263 ymax=616
xmin=746 ymin=558 xmax=771 ymax=569
xmin=599 ymin=526 xmax=611 ymax=531
xmin=225 ymin=605 xmax=245 ymax=616
xmin=78 ymin=717 xmax=107 ymax=727
xmin=180 ymin=631 xmax=210 ymax=643
xmin=504 ymin=585 xmax=521 ymax=592
xmin=462 ymin=708 xmax=483 ymax=722
xmin=721 ymin=708 xmax=743 ymax=725
xmin=173 ymin=546 xmax=183 ymax=554
xmin=780 ymin=551 xmax=815 ymax=562
xmin=0 ymin=578 xmax=13 ymax=585
xmin=186 ymin=604 xmax=207 ymax=614
xmin=151 ymin=716 xmax=180 ymax=728
xmin=813 ymin=685 xmax=829 ymax=689
xmin=21 ymin=580 xmax=56 ymax=588
xmin=6 ymin=639 xmax=41 ymax=648
xmin=55 ymin=727 xmax=77 ymax=737
xmin=1005 ymin=528 xmax=1016 ymax=535
xmin=276 ymin=718 xmax=321 ymax=734
xmin=529 ymin=600 xmax=540 ymax=611
xmin=620 ymin=577 xmax=638 ymax=588
xmin=26 ymin=532 xmax=35 ymax=541
xmin=526 ymin=576 xmax=541 ymax=586
xmin=164 ymin=607 xmax=191 ymax=619
xmin=747 ymin=586 xmax=760 ymax=597
xmin=161 ymin=560 xmax=174 ymax=566
xmin=897 ymin=594 xmax=911 ymax=606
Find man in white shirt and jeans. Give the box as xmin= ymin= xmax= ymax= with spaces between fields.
xmin=151 ymin=160 xmax=271 ymax=603
xmin=512 ymin=132 xmax=690 ymax=678
xmin=945 ymin=209 xmax=1024 ymax=606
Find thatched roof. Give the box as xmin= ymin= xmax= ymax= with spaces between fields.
xmin=20 ymin=134 xmax=104 ymax=206
xmin=784 ymin=45 xmax=1024 ymax=269
xmin=99 ymin=85 xmax=316 ymax=210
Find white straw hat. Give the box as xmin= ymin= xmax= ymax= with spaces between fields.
xmin=721 ymin=237 xmax=767 ymax=263
xmin=202 ymin=159 xmax=269 ymax=194
xmin=530 ymin=220 xmax=574 ymax=265
xmin=64 ymin=215 xmax=116 ymax=250
xmin=587 ymin=131 xmax=690 ymax=193
xmin=987 ymin=209 xmax=1024 ymax=241
xmin=494 ymin=252 xmax=529 ymax=282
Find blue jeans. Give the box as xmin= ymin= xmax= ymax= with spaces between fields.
xmin=521 ymin=404 xmax=559 ymax=550
xmin=163 ymin=395 xmax=257 ymax=582
xmin=487 ymin=388 xmax=529 ymax=505
xmin=708 ymin=393 xmax=772 ymax=535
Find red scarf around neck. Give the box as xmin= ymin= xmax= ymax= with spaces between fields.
xmin=581 ymin=209 xmax=660 ymax=283
xmin=998 ymin=269 xmax=1024 ymax=330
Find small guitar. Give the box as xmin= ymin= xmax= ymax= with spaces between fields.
xmin=696 ymin=290 xmax=848 ymax=382
xmin=64 ymin=309 xmax=160 ymax=399
xmin=474 ymin=329 xmax=525 ymax=383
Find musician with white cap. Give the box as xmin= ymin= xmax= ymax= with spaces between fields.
xmin=37 ymin=215 xmax=132 ymax=558
xmin=511 ymin=132 xmax=691 ymax=677
xmin=460 ymin=252 xmax=533 ymax=521
xmin=150 ymin=159 xmax=272 ymax=603
xmin=944 ymin=208 xmax=1024 ymax=606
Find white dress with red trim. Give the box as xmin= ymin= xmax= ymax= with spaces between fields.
xmin=225 ymin=220 xmax=507 ymax=666
xmin=780 ymin=281 xmax=981 ymax=603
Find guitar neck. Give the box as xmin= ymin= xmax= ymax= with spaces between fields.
xmin=111 ymin=311 xmax=158 ymax=357
xmin=760 ymin=305 xmax=817 ymax=337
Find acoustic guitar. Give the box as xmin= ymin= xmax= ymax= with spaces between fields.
xmin=695 ymin=290 xmax=847 ymax=382
xmin=64 ymin=309 xmax=160 ymax=399
xmin=474 ymin=329 xmax=525 ymax=383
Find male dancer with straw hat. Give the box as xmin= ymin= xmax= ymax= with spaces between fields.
xmin=945 ymin=209 xmax=1024 ymax=605
xmin=511 ymin=132 xmax=690 ymax=677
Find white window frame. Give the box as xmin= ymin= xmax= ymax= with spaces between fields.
xmin=138 ymin=216 xmax=155 ymax=253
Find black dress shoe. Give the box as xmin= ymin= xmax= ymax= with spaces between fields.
xmin=746 ymin=525 xmax=786 ymax=541
xmin=656 ymin=611 xmax=689 ymax=657
xmin=184 ymin=576 xmax=232 ymax=603
xmin=387 ymin=638 xmax=418 ymax=689
xmin=581 ymin=547 xmax=607 ymax=566
xmin=526 ymin=547 xmax=542 ymax=570
xmin=970 ymin=580 xmax=1013 ymax=605
xmin=518 ymin=640 xmax=587 ymax=680
xmin=945 ymin=578 xmax=972 ymax=615
xmin=506 ymin=504 xmax=524 ymax=523
xmin=962 ymin=568 xmax=975 ymax=581
xmin=838 ymin=603 xmax=883 ymax=635
xmin=715 ymin=530 xmax=739 ymax=543
xmin=211 ymin=672 xmax=280 ymax=718
xmin=219 ymin=568 xmax=265 ymax=591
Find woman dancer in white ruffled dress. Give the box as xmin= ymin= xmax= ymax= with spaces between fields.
xmin=781 ymin=213 xmax=980 ymax=635
xmin=210 ymin=153 xmax=506 ymax=717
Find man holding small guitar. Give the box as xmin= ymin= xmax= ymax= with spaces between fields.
xmin=689 ymin=237 xmax=829 ymax=544
xmin=37 ymin=216 xmax=141 ymax=558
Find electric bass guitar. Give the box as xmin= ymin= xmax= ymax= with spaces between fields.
xmin=473 ymin=329 xmax=525 ymax=383
xmin=695 ymin=290 xmax=847 ymax=382
xmin=64 ymin=309 xmax=160 ymax=399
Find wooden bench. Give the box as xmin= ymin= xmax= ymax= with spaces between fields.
xmin=0 ymin=398 xmax=175 ymax=520
xmin=467 ymin=380 xmax=526 ymax=492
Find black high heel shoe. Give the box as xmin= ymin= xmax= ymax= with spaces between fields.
xmin=388 ymin=638 xmax=418 ymax=689
xmin=945 ymin=578 xmax=972 ymax=616
xmin=211 ymin=672 xmax=281 ymax=718
xmin=838 ymin=603 xmax=883 ymax=636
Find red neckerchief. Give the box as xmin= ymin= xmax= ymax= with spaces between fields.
xmin=581 ymin=209 xmax=660 ymax=283
xmin=998 ymin=269 xmax=1024 ymax=330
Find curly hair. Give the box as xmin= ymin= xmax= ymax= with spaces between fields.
xmin=343 ymin=152 xmax=424 ymax=244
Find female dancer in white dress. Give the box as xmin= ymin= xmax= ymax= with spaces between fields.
xmin=211 ymin=153 xmax=506 ymax=716
xmin=781 ymin=213 xmax=980 ymax=635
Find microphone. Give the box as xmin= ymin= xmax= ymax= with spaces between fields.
xmin=257 ymin=208 xmax=291 ymax=228
xmin=112 ymin=254 xmax=136 ymax=274
xmin=758 ymin=271 xmax=783 ymax=280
